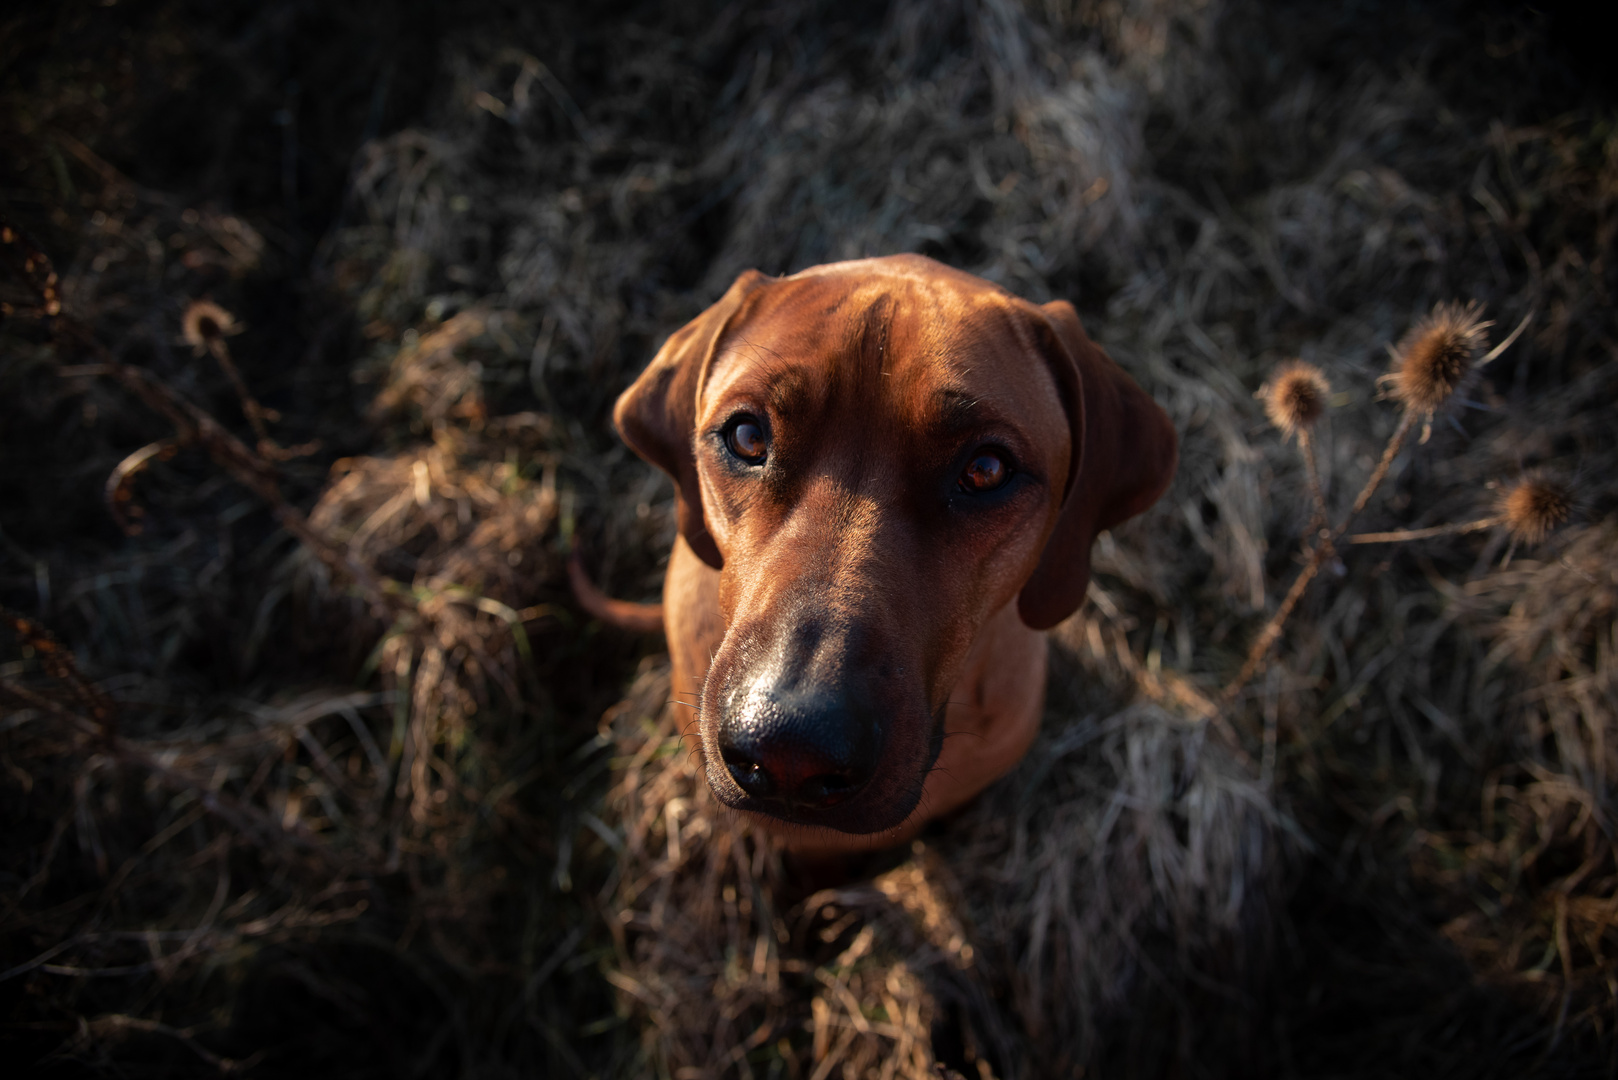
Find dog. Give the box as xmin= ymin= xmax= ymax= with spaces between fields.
xmin=590 ymin=254 xmax=1176 ymax=855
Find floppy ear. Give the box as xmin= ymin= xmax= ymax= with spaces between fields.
xmin=613 ymin=269 xmax=771 ymax=569
xmin=1017 ymin=300 xmax=1178 ymax=631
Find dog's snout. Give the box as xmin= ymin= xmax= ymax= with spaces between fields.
xmin=717 ymin=686 xmax=878 ymax=813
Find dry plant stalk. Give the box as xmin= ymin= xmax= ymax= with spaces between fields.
xmin=2 ymin=205 xmax=564 ymax=1066
xmin=6 ymin=219 xmax=361 ymax=597
xmin=178 ymin=297 xmax=316 ymax=459
xmin=1224 ymin=305 xmax=1541 ymax=707
xmin=6 ymin=212 xmax=518 ymax=646
xmin=1260 ymin=361 xmax=1332 ymax=534
xmin=3 ymin=209 xmax=557 ymax=855
xmin=0 ymin=607 xmax=117 ymax=736
xmin=1349 ymin=477 xmax=1571 ymax=546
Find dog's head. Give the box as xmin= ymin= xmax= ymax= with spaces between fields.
xmin=616 ymin=255 xmax=1176 ymax=835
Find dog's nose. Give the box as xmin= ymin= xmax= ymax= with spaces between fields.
xmin=717 ymin=687 xmax=878 ymax=812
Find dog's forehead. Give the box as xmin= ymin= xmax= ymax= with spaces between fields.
xmin=703 ymin=264 xmax=1061 ymax=431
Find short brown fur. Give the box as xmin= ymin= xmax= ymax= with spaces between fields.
xmin=615 ymin=255 xmax=1176 ymax=852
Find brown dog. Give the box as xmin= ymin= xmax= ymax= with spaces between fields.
xmin=608 ymin=254 xmax=1176 ymax=854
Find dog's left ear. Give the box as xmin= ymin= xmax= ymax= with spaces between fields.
xmin=1017 ymin=300 xmax=1178 ymax=631
xmin=613 ymin=269 xmax=771 ymax=569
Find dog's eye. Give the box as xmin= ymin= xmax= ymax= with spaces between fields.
xmin=724 ymin=415 xmax=768 ymax=464
xmin=959 ymin=450 xmax=1010 ymax=493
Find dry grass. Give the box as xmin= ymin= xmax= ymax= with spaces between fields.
xmin=604 ymin=648 xmax=1274 ymax=1078
xmin=2 ymin=0 xmax=1615 ymax=1076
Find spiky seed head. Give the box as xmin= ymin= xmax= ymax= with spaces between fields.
xmin=181 ymin=299 xmax=235 ymax=354
xmin=1262 ymin=361 xmax=1331 ymax=437
xmin=1499 ymin=478 xmax=1571 ymax=546
xmin=1385 ymin=301 xmax=1491 ymax=417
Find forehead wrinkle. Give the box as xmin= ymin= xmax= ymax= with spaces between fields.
xmin=765 ymin=367 xmax=816 ymax=421
xmin=704 ymin=342 xmax=820 ymax=424
xmin=925 ymin=388 xmax=995 ymax=443
xmin=802 ymin=291 xmax=891 ymax=400
xmin=708 ymin=334 xmax=790 ymax=386
xmin=881 ymin=305 xmax=1055 ymax=463
xmin=712 ymin=274 xmax=1039 ymax=439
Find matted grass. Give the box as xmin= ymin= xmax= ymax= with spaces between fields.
xmin=2 ymin=0 xmax=1614 ymax=1075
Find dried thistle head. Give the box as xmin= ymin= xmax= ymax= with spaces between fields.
xmin=181 ymin=299 xmax=236 ymax=355
xmin=1261 ymin=361 xmax=1331 ymax=438
xmin=1383 ymin=301 xmax=1492 ymax=419
xmin=1499 ymin=477 xmax=1571 ymax=546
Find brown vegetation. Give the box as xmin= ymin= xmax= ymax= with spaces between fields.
xmin=2 ymin=1 xmax=1614 ymax=1077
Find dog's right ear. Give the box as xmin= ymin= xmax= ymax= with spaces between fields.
xmin=613 ymin=270 xmax=771 ymax=570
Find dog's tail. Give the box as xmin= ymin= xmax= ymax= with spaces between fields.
xmin=567 ymin=548 xmax=665 ymax=634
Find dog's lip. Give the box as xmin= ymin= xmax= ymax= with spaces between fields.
xmin=707 ymin=776 xmax=922 ymax=834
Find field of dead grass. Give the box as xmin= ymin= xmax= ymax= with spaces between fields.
xmin=2 ymin=1 xmax=1615 ymax=1076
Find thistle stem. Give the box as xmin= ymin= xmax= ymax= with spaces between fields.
xmin=208 ymin=340 xmax=273 ymax=444
xmin=1346 ymin=409 xmax=1415 ymax=525
xmin=1348 ymin=517 xmax=1497 ymax=544
xmin=1213 ymin=316 xmax=1535 ymax=746
xmin=1297 ymin=428 xmax=1329 ymax=539
xmin=1221 ymin=541 xmax=1326 ymax=705
xmin=1222 ymin=408 xmax=1416 ymax=706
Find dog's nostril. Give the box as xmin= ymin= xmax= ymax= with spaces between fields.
xmin=723 ymin=752 xmax=776 ymax=798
